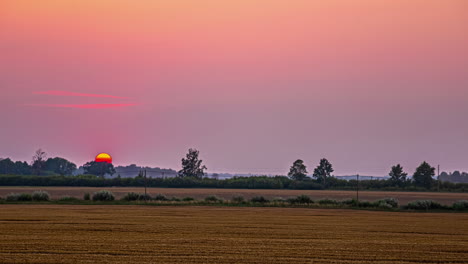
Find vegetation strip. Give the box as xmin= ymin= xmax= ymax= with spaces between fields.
xmin=2 ymin=190 xmax=467 ymax=212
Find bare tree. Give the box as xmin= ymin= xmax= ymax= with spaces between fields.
xmin=32 ymin=149 xmax=47 ymax=175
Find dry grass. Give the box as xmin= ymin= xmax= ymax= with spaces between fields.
xmin=0 ymin=205 xmax=467 ymax=263
xmin=1 ymin=186 xmax=467 ymax=205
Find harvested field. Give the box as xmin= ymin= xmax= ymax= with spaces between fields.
xmin=0 ymin=186 xmax=467 ymax=205
xmin=0 ymin=205 xmax=467 ymax=263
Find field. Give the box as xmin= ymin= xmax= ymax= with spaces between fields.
xmin=1 ymin=186 xmax=467 ymax=205
xmin=0 ymin=205 xmax=467 ymax=263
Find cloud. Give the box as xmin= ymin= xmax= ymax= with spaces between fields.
xmin=34 ymin=90 xmax=130 ymax=99
xmin=26 ymin=103 xmax=137 ymax=109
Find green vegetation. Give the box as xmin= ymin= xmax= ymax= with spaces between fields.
xmin=2 ymin=190 xmax=467 ymax=212
xmin=92 ymin=190 xmax=115 ymax=201
xmin=31 ymin=190 xmax=50 ymax=201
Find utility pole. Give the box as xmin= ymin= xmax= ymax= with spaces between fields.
xmin=144 ymin=169 xmax=148 ymax=203
xmin=356 ymin=174 xmax=360 ymax=205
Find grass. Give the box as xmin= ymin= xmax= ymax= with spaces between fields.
xmin=1 ymin=187 xmax=467 ymax=205
xmin=0 ymin=205 xmax=467 ymax=263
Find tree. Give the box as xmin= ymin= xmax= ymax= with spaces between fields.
xmin=313 ymin=158 xmax=334 ymax=186
xmin=45 ymin=157 xmax=77 ymax=176
xmin=178 ymin=148 xmax=207 ymax=179
xmin=288 ymin=159 xmax=308 ymax=181
xmin=0 ymin=158 xmax=14 ymax=174
xmin=83 ymin=161 xmax=116 ymax=178
xmin=389 ymin=164 xmax=408 ymax=187
xmin=413 ymin=161 xmax=435 ymax=189
xmin=32 ymin=149 xmax=47 ymax=175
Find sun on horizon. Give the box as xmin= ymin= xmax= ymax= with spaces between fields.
xmin=95 ymin=153 xmax=112 ymax=164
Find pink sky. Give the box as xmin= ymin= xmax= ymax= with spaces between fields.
xmin=1 ymin=0 xmax=467 ymax=175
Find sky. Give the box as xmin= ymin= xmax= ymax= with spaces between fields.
xmin=1 ymin=0 xmax=467 ymax=176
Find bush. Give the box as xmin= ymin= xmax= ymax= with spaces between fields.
xmin=357 ymin=200 xmax=376 ymax=208
xmin=92 ymin=190 xmax=115 ymax=201
xmin=272 ymin=197 xmax=286 ymax=202
xmin=452 ymin=200 xmax=468 ymax=210
xmin=32 ymin=190 xmax=50 ymax=201
xmin=250 ymin=196 xmax=269 ymax=203
xmin=376 ymin=198 xmax=398 ymax=209
xmin=182 ymin=197 xmax=195 ymax=201
xmin=58 ymin=196 xmax=80 ymax=202
xmin=340 ymin=198 xmax=358 ymax=206
xmin=318 ymin=198 xmax=338 ymax=205
xmin=6 ymin=193 xmax=32 ymax=201
xmin=171 ymin=197 xmax=181 ymax=202
xmin=205 ymin=195 xmax=222 ymax=202
xmin=232 ymin=196 xmax=245 ymax=203
xmin=83 ymin=193 xmax=90 ymax=200
xmin=154 ymin=194 xmax=169 ymax=201
xmin=406 ymin=200 xmax=443 ymax=210
xmin=122 ymin=192 xmax=151 ymax=201
xmin=288 ymin=195 xmax=313 ymax=204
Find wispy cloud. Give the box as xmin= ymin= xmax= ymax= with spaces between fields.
xmin=34 ymin=90 xmax=130 ymax=99
xmin=26 ymin=103 xmax=137 ymax=109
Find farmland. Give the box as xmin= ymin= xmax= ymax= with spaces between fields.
xmin=0 ymin=205 xmax=467 ymax=263
xmin=1 ymin=186 xmax=467 ymax=205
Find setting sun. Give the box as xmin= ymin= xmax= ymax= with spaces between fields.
xmin=95 ymin=153 xmax=112 ymax=163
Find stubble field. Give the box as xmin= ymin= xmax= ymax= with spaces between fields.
xmin=0 ymin=186 xmax=467 ymax=205
xmin=0 ymin=205 xmax=467 ymax=263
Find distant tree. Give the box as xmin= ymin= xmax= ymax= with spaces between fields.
xmin=389 ymin=164 xmax=408 ymax=187
xmin=413 ymin=161 xmax=435 ymax=189
xmin=32 ymin=149 xmax=47 ymax=175
xmin=83 ymin=161 xmax=116 ymax=178
xmin=313 ymin=158 xmax=334 ymax=186
xmin=45 ymin=157 xmax=77 ymax=176
xmin=0 ymin=158 xmax=14 ymax=174
xmin=288 ymin=159 xmax=308 ymax=181
xmin=178 ymin=148 xmax=207 ymax=179
xmin=212 ymin=173 xmax=220 ymax=180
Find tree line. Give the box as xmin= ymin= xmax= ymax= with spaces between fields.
xmin=1 ymin=148 xmax=467 ymax=191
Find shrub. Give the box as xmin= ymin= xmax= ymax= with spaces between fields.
xmin=288 ymin=195 xmax=313 ymax=204
xmin=154 ymin=194 xmax=169 ymax=201
xmin=182 ymin=197 xmax=195 ymax=202
xmin=83 ymin=193 xmax=90 ymax=201
xmin=318 ymin=198 xmax=338 ymax=205
xmin=92 ymin=190 xmax=115 ymax=201
xmin=122 ymin=192 xmax=140 ymax=201
xmin=171 ymin=197 xmax=181 ymax=202
xmin=58 ymin=196 xmax=80 ymax=202
xmin=250 ymin=196 xmax=269 ymax=203
xmin=406 ymin=200 xmax=443 ymax=210
xmin=122 ymin=192 xmax=151 ymax=201
xmin=232 ymin=196 xmax=245 ymax=203
xmin=452 ymin=200 xmax=468 ymax=210
xmin=272 ymin=197 xmax=286 ymax=202
xmin=357 ymin=201 xmax=376 ymax=208
xmin=376 ymin=198 xmax=398 ymax=209
xmin=341 ymin=198 xmax=358 ymax=206
xmin=6 ymin=193 xmax=32 ymax=201
xmin=205 ymin=195 xmax=222 ymax=202
xmin=32 ymin=190 xmax=50 ymax=201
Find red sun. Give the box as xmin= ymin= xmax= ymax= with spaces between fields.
xmin=95 ymin=153 xmax=112 ymax=164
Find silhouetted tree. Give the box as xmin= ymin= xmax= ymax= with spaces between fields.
xmin=389 ymin=164 xmax=408 ymax=187
xmin=313 ymin=158 xmax=334 ymax=186
xmin=413 ymin=161 xmax=435 ymax=189
xmin=178 ymin=148 xmax=207 ymax=179
xmin=32 ymin=149 xmax=47 ymax=175
xmin=45 ymin=157 xmax=77 ymax=176
xmin=288 ymin=159 xmax=308 ymax=181
xmin=83 ymin=161 xmax=116 ymax=178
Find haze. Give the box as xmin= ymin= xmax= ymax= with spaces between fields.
xmin=1 ymin=0 xmax=467 ymax=175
